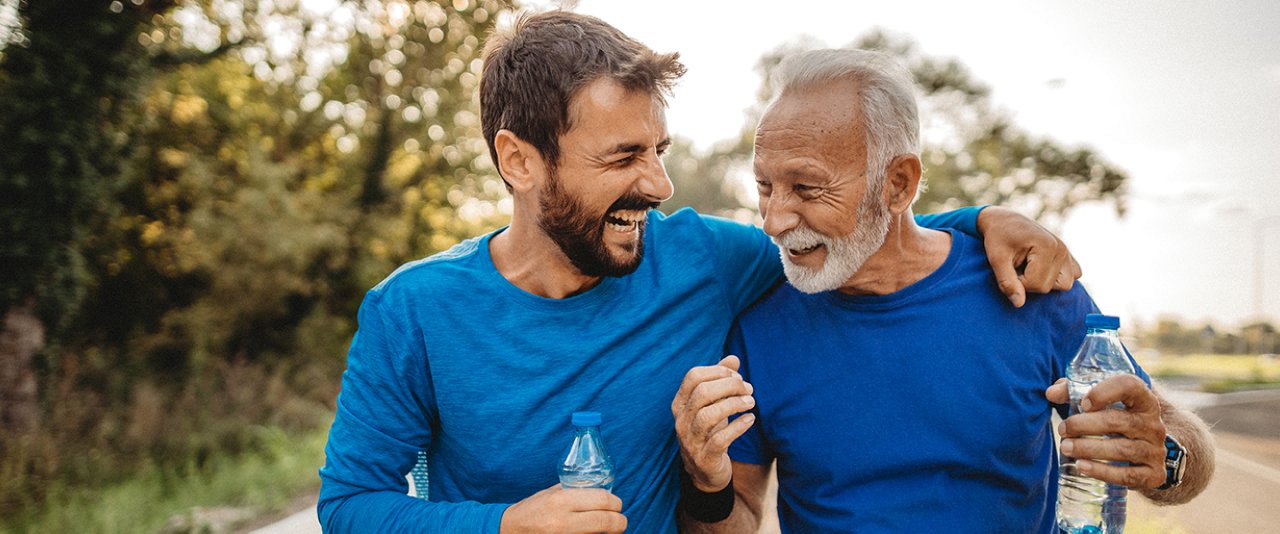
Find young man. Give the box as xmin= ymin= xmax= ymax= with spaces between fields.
xmin=318 ymin=13 xmax=1081 ymax=533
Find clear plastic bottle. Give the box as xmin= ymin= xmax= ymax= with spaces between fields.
xmin=559 ymin=411 xmax=615 ymax=492
xmin=1056 ymin=314 xmax=1135 ymax=534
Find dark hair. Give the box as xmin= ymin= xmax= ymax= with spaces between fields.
xmin=480 ymin=11 xmax=686 ymax=185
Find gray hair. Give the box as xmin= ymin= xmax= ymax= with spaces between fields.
xmin=768 ymin=49 xmax=920 ymax=195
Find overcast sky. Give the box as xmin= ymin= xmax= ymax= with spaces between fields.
xmin=524 ymin=0 xmax=1280 ymax=329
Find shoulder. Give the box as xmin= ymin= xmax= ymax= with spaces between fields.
xmin=648 ymin=207 xmax=764 ymax=246
xmin=736 ymin=282 xmax=803 ymax=328
xmin=369 ymin=232 xmax=494 ymax=300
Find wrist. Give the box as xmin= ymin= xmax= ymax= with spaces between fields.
xmin=974 ymin=205 xmax=997 ymax=234
xmin=1155 ymin=433 xmax=1187 ymax=490
xmin=679 ymin=465 xmax=735 ymax=522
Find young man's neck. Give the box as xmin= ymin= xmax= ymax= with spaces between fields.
xmin=838 ymin=210 xmax=951 ymax=296
xmin=489 ymin=215 xmax=603 ymax=299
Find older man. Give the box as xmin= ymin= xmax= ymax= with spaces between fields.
xmin=673 ymin=49 xmax=1214 ymax=532
xmin=318 ymin=12 xmax=1083 ymax=534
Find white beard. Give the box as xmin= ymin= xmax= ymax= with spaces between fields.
xmin=772 ymin=198 xmax=891 ymax=294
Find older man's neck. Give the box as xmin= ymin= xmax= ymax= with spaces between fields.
xmin=839 ymin=213 xmax=951 ymax=296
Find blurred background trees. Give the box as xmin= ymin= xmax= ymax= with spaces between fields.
xmin=1 ymin=0 xmax=513 ymax=526
xmin=664 ymin=30 xmax=1128 ymax=228
xmin=0 ymin=0 xmax=1264 ymax=529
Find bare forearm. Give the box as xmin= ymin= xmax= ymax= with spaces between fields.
xmin=1140 ymin=389 xmax=1216 ymax=505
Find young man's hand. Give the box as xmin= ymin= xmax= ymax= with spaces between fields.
xmin=978 ymin=206 xmax=1081 ymax=307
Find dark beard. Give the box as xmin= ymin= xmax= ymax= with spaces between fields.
xmin=538 ymin=170 xmax=659 ymax=278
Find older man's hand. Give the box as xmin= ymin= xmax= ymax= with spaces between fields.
xmin=671 ymin=355 xmax=756 ymax=492
xmin=1046 ymin=375 xmax=1169 ymax=489
xmin=978 ymin=206 xmax=1081 ymax=307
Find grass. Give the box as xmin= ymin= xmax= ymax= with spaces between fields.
xmin=1141 ymin=353 xmax=1280 ymax=387
xmin=4 ymin=424 xmax=328 ymax=534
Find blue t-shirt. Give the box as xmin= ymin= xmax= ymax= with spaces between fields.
xmin=318 ymin=208 xmax=982 ymax=533
xmin=727 ymin=229 xmax=1150 ymax=534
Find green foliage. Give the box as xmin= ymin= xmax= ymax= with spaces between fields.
xmin=0 ymin=0 xmax=173 ymax=327
xmin=8 ymin=423 xmax=328 ymax=534
xmin=1138 ymin=318 xmax=1280 ymax=355
xmin=663 ymin=30 xmax=1129 ymax=229
xmin=0 ymin=0 xmax=516 ymax=525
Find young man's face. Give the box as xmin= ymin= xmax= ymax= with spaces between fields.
xmin=537 ymin=78 xmax=674 ymax=278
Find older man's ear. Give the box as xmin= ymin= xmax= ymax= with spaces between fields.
xmin=883 ymin=154 xmax=924 ymax=214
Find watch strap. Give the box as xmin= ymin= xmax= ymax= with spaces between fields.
xmin=1155 ymin=434 xmax=1186 ymax=490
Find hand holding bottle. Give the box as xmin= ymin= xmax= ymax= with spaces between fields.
xmin=499 ymin=484 xmax=626 ymax=534
xmin=1047 ymin=374 xmax=1167 ymax=488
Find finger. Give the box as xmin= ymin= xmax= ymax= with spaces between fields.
xmin=1073 ymin=458 xmax=1166 ymax=489
xmin=1061 ymin=436 xmax=1164 ymax=466
xmin=693 ymin=397 xmax=756 ymax=441
xmin=705 ymin=412 xmax=756 ymax=454
xmin=571 ymin=510 xmax=628 ymax=534
xmin=1019 ymin=247 xmax=1060 ymax=294
xmin=718 ymin=354 xmax=741 ymax=372
xmin=1059 ymin=409 xmax=1163 ymax=442
xmin=1044 ymin=378 xmax=1069 ymax=404
xmin=988 ymin=250 xmax=1027 ymax=308
xmin=1082 ymin=375 xmax=1159 ymax=415
xmin=687 ymin=376 xmax=753 ymax=414
xmin=674 ymin=364 xmax=740 ymax=410
xmin=1053 ymin=268 xmax=1073 ymax=291
xmin=562 ymin=488 xmax=623 ymax=512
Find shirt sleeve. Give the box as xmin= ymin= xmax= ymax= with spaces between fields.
xmin=725 ymin=321 xmax=771 ymax=466
xmin=317 ymin=291 xmax=508 ymax=533
xmin=914 ymin=205 xmax=985 ymax=238
xmin=699 ymin=212 xmax=783 ymax=316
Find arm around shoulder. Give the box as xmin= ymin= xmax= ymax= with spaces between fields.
xmin=680 ymin=461 xmax=772 ymax=534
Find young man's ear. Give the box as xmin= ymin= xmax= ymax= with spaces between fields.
xmin=493 ymin=129 xmax=547 ymax=193
xmin=883 ymin=154 xmax=923 ymax=213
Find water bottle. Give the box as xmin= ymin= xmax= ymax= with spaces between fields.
xmin=559 ymin=411 xmax=615 ymax=491
xmin=1056 ymin=314 xmax=1135 ymax=534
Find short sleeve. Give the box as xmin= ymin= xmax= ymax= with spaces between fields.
xmin=725 ymin=320 xmax=771 ymax=466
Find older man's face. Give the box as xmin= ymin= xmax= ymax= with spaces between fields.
xmin=752 ymin=79 xmax=891 ymax=293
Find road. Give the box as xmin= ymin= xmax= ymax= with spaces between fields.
xmin=1126 ymin=389 xmax=1280 ymax=533
xmin=250 ymin=389 xmax=1280 ymax=534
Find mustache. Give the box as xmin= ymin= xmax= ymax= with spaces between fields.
xmin=772 ymin=224 xmax=828 ymax=250
xmin=607 ymin=192 xmax=661 ymax=213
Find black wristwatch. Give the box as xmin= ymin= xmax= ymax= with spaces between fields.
xmin=1156 ymin=434 xmax=1186 ymax=490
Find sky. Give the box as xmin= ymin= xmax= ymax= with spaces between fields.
xmin=525 ymin=0 xmax=1280 ymax=329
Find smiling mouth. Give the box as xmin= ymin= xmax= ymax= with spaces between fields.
xmin=605 ymin=209 xmax=646 ymax=232
xmin=788 ymin=244 xmax=823 ymax=256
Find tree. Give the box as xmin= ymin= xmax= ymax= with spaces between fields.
xmin=1 ymin=0 xmax=517 ymax=523
xmin=0 ymin=0 xmax=177 ymax=438
xmin=661 ymin=30 xmax=1128 ymax=230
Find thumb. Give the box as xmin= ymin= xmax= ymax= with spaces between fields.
xmin=718 ymin=355 xmax=741 ymax=372
xmin=990 ymin=255 xmax=1026 ymax=308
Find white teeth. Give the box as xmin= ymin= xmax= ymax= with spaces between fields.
xmin=607 ymin=210 xmax=646 ymax=223
xmin=606 ymin=221 xmax=636 ymax=232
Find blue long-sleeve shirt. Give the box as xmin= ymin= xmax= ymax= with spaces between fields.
xmin=318 ymin=207 xmax=982 ymax=533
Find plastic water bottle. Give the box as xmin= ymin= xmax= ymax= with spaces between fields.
xmin=559 ymin=411 xmax=615 ymax=491
xmin=1056 ymin=314 xmax=1135 ymax=534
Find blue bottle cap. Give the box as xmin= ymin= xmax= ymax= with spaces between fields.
xmin=572 ymin=411 xmax=602 ymax=427
xmin=1085 ymin=313 xmax=1120 ymax=330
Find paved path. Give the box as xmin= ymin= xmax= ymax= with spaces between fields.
xmin=1127 ymin=391 xmax=1280 ymax=533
